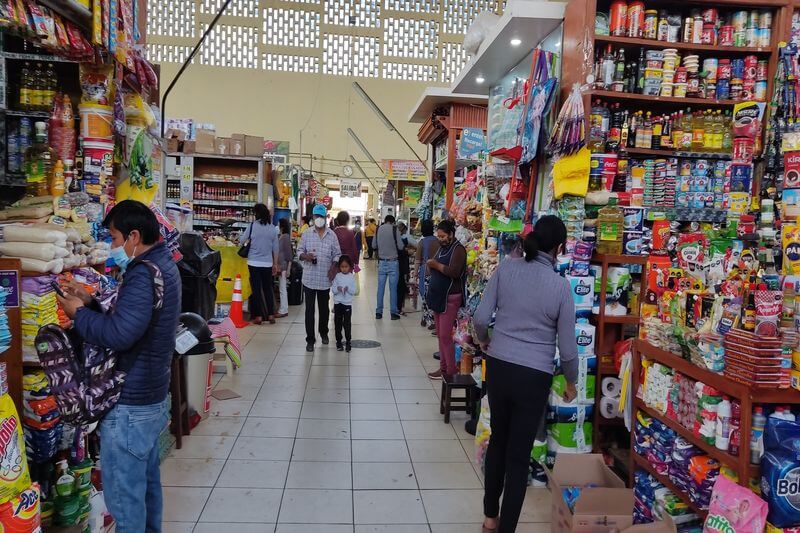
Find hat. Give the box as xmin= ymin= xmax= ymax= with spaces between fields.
xmin=312 ymin=204 xmax=327 ymax=217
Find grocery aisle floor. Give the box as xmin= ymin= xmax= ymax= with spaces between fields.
xmin=159 ymin=260 xmax=550 ymax=532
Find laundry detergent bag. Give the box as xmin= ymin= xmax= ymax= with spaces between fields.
xmin=0 ymin=394 xmax=31 ymax=504
xmin=761 ymin=418 xmax=800 ymax=528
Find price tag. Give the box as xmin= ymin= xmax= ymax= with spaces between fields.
xmin=175 ymin=329 xmax=199 ymax=355
xmin=496 ymin=214 xmax=510 ymax=225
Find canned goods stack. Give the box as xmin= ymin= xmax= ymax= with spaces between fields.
xmin=676 ymin=159 xmax=731 ymax=210
xmin=597 ymin=1 xmax=772 ymax=48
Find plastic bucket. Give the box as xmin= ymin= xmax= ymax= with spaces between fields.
xmin=82 ymin=139 xmax=114 ymax=179
xmin=79 ymin=104 xmax=113 ymax=139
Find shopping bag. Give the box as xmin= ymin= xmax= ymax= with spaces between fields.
xmin=474 ymin=395 xmax=491 ymax=471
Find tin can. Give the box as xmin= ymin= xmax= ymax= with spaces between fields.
xmin=731 ymin=80 xmax=743 ymax=100
xmin=746 ymin=26 xmax=758 ymax=47
xmin=755 ymin=80 xmax=767 ymax=101
xmin=687 ymin=73 xmax=700 ymax=95
xmin=719 ymin=25 xmax=734 ymax=46
xmin=610 ymin=0 xmax=628 ymax=36
xmin=706 ymin=82 xmax=716 ymax=98
xmin=644 ymin=9 xmax=658 ymax=39
xmin=733 ymin=31 xmax=747 ymax=47
xmin=731 ymin=58 xmax=745 ymax=79
xmin=717 ymin=79 xmax=731 ymax=100
xmin=675 ymin=66 xmax=688 ymax=83
xmin=627 ymin=1 xmax=644 ymax=37
xmin=759 ymin=27 xmax=771 ymax=48
xmin=742 ymin=80 xmax=755 ymax=100
xmin=732 ymin=10 xmax=748 ymax=32
xmin=703 ymin=58 xmax=718 ymax=81
xmin=702 ymin=8 xmax=718 ymax=24
xmin=744 ymin=55 xmax=757 ymax=80
xmin=683 ymin=17 xmax=694 ymax=42
xmin=717 ymin=59 xmax=731 ymax=80
xmin=759 ymin=10 xmax=772 ymax=28
xmin=748 ymin=10 xmax=759 ymax=28
xmin=701 ymin=23 xmax=715 ymax=44
xmin=733 ymin=137 xmax=754 ymax=161
xmin=756 ymin=60 xmax=768 ymax=80
xmin=692 ymin=15 xmax=704 ymax=43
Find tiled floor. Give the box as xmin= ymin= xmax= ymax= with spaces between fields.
xmin=161 ymin=261 xmax=550 ymax=532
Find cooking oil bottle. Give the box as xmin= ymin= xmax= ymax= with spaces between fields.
xmin=597 ymin=198 xmax=624 ymax=254
xmin=25 ymin=121 xmax=56 ymax=196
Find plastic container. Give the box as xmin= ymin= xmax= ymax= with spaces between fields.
xmin=82 ymin=138 xmax=114 ymax=178
xmin=596 ymin=200 xmax=624 ymax=254
xmin=79 ymin=104 xmax=113 ymax=139
xmin=715 ymin=396 xmax=732 ymax=451
xmin=750 ymin=406 xmax=767 ymax=464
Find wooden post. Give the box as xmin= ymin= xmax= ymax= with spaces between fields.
xmin=0 ymin=258 xmax=22 ymax=411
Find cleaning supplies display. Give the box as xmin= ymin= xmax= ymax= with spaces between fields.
xmin=760 ymin=417 xmax=800 ymax=527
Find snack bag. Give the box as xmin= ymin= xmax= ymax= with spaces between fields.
xmin=784 ymin=224 xmax=800 ymax=276
xmin=705 ymin=475 xmax=768 ymax=533
xmin=761 ymin=418 xmax=800 ymax=527
xmin=0 ymin=394 xmax=31 ymax=504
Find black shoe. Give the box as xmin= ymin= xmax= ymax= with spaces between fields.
xmin=336 ymin=343 xmax=344 ymax=351
xmin=376 ymin=313 xmax=383 ymax=320
xmin=346 ymin=343 xmax=351 ymax=353
xmin=433 ymin=351 xmax=440 ymax=360
xmin=306 ymin=343 xmax=314 ymax=352
xmin=391 ymin=314 xmax=401 ymax=320
xmin=321 ymin=335 xmax=329 ymax=345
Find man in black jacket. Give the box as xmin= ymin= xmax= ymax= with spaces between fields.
xmin=58 ymin=200 xmax=181 ymax=532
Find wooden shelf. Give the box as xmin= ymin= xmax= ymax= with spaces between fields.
xmin=624 ymin=147 xmax=732 ymax=160
xmin=593 ymin=35 xmax=771 ymax=54
xmin=593 ymin=252 xmax=649 ymax=265
xmin=632 ymin=453 xmax=708 ymax=519
xmin=604 ymin=315 xmax=640 ymax=325
xmin=591 ymin=89 xmax=745 ymax=107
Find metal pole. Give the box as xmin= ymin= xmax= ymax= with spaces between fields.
xmin=160 ymin=0 xmax=233 ymax=137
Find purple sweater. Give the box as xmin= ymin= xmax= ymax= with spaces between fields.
xmin=473 ymin=255 xmax=579 ymax=383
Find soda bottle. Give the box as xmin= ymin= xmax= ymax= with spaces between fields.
xmin=24 ymin=121 xmax=56 ymax=196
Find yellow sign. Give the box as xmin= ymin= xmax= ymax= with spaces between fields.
xmin=383 ymin=160 xmax=427 ymax=182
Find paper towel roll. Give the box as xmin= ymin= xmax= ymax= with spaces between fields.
xmin=599 ymin=396 xmax=620 ymax=419
xmin=601 ymin=377 xmax=622 ymax=398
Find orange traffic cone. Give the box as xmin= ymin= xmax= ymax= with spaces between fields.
xmin=229 ymin=274 xmax=249 ymax=329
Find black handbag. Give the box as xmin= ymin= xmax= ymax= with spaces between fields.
xmin=238 ymin=222 xmax=253 ymax=258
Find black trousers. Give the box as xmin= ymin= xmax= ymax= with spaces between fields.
xmin=366 ymin=236 xmax=374 ymax=258
xmin=303 ymin=286 xmax=330 ymax=345
xmin=483 ymin=356 xmax=552 ymax=532
xmin=248 ymin=266 xmax=275 ymax=319
xmin=397 ymin=275 xmax=407 ymax=312
xmin=333 ymin=303 xmax=352 ymax=346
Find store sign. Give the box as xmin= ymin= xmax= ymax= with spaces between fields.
xmin=340 ymin=179 xmax=362 ymax=198
xmin=383 ymin=160 xmax=427 ymax=182
xmin=0 ymin=270 xmax=19 ymax=307
xmin=403 ymin=186 xmax=422 ymax=207
xmin=458 ymin=127 xmax=486 ymax=158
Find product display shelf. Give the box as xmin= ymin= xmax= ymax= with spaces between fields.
xmin=591 ymin=252 xmax=646 ymax=455
xmin=0 ymin=257 xmax=22 ymax=411
xmin=38 ymin=0 xmax=93 ymax=32
xmin=630 ymin=338 xmax=800 ymax=494
xmin=0 ymin=51 xmax=74 ymax=63
xmin=632 ymin=453 xmax=709 ymax=519
xmin=624 ymin=147 xmax=732 ymax=159
xmin=591 ymin=89 xmax=741 ymax=107
xmin=593 ymin=35 xmax=772 ymax=54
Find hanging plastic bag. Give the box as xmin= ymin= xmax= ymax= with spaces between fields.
xmin=474 ymin=395 xmax=491 ymax=471
xmin=547 ymin=83 xmax=587 ymax=158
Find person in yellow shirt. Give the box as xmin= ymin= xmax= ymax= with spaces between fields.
xmin=364 ymin=218 xmax=377 ymax=259
xmin=299 ymin=215 xmax=311 ymax=236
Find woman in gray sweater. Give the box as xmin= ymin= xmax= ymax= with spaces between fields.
xmin=472 ymin=215 xmax=579 ymax=533
xmin=241 ymin=204 xmax=279 ymax=324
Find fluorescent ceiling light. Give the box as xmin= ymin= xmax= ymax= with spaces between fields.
xmin=510 ymin=38 xmax=522 ymax=46
xmin=476 ymin=76 xmax=485 ymax=84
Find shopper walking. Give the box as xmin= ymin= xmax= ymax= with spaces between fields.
xmin=242 ymin=204 xmax=280 ymax=325
xmin=297 ymin=204 xmax=341 ymax=352
xmin=396 ymin=221 xmax=412 ymax=316
xmin=472 ymin=215 xmax=579 ymax=533
xmin=331 ymin=255 xmax=356 ymax=352
xmin=333 ymin=211 xmax=359 ymax=270
xmin=365 ymin=218 xmax=377 ymax=259
xmin=277 ymin=217 xmax=293 ymax=317
xmin=425 ymin=219 xmax=466 ymax=379
xmin=56 ymin=200 xmax=180 ymax=533
xmin=415 ymin=219 xmax=437 ymax=329
xmin=374 ymin=214 xmax=404 ymax=320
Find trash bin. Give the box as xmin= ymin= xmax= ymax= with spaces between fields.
xmin=178 ymin=233 xmax=221 ymax=320
xmin=289 ymin=260 xmax=303 ymax=306
xmin=179 ymin=313 xmax=216 ymax=420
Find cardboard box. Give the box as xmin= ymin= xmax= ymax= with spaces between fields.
xmin=215 ymin=137 xmax=231 ymax=156
xmin=183 ymin=140 xmax=196 ymax=154
xmin=196 ymin=129 xmax=216 ymax=154
xmin=621 ymin=516 xmax=676 ymax=533
xmin=233 ymin=133 xmax=264 ymax=157
xmin=230 ymin=137 xmax=245 ymax=156
xmin=546 ymin=454 xmax=634 ymax=533
xmin=165 ymin=128 xmax=186 ymax=153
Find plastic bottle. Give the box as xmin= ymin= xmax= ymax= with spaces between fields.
xmin=597 ymin=199 xmax=624 ymax=254
xmin=681 ymin=108 xmax=693 ymax=150
xmin=24 ymin=121 xmax=56 ymax=197
xmin=722 ymin=111 xmax=733 ymax=152
xmin=19 ymin=62 xmax=31 ymax=110
xmin=703 ymin=110 xmax=714 ymax=151
xmin=588 ymin=100 xmax=609 ymax=152
xmin=781 ymin=282 xmax=796 ymax=328
xmin=44 ymin=63 xmax=57 ymax=109
xmin=750 ymin=406 xmax=767 ymax=465
xmin=51 ymin=160 xmax=65 ymax=196
xmin=713 ymin=110 xmax=724 ymax=151
xmin=692 ymin=111 xmax=705 ymax=151
xmin=715 ymin=396 xmax=732 ymax=451
xmin=31 ymin=62 xmax=44 ymax=111
xmin=55 ymin=460 xmax=75 ymax=497
xmin=743 ymin=283 xmax=756 ymax=331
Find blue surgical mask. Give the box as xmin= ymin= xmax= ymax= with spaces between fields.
xmin=110 ymin=240 xmax=134 ymax=272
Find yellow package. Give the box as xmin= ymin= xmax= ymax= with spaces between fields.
xmin=784 ymin=224 xmax=800 ymax=276
xmin=552 ymin=147 xmax=590 ymax=200
xmin=791 ymin=369 xmax=800 ymax=392
xmin=0 ymin=394 xmax=31 ymax=504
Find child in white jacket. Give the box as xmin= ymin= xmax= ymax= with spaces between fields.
xmin=331 ymin=255 xmax=356 ymax=352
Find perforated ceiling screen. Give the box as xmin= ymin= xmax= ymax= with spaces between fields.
xmin=146 ymin=0 xmax=504 ymax=83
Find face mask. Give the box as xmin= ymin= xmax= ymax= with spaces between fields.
xmin=110 ymin=240 xmax=134 ymax=272
xmin=314 ymin=218 xmax=326 ymax=229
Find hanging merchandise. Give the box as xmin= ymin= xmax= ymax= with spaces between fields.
xmin=546 ymin=83 xmax=587 ymax=158
xmin=520 ymin=51 xmax=559 ymax=165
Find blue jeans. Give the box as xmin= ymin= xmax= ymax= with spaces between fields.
xmin=101 ymin=398 xmax=170 ymax=533
xmin=376 ymin=259 xmax=399 ymax=315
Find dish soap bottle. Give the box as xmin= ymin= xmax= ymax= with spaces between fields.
xmin=597 ymin=198 xmax=624 ymax=255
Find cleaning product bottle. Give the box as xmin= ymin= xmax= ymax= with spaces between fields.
xmin=750 ymin=406 xmax=767 ymax=464
xmin=715 ymin=395 xmax=732 ymax=451
xmin=55 ymin=459 xmax=75 ymax=497
xmin=597 ymin=199 xmax=624 ymax=255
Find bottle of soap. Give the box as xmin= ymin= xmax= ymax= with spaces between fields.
xmin=55 ymin=459 xmax=75 ymax=497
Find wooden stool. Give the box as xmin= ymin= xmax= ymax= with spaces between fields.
xmin=170 ymin=354 xmax=191 ymax=449
xmin=440 ymin=374 xmax=477 ymax=424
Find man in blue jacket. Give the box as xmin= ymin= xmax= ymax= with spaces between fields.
xmin=58 ymin=200 xmax=181 ymax=533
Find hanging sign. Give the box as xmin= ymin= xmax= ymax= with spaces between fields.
xmin=403 ymin=186 xmax=422 ymax=207
xmin=458 ymin=127 xmax=487 ymax=158
xmin=383 ymin=160 xmax=427 ymax=182
xmin=340 ymin=179 xmax=362 ymax=198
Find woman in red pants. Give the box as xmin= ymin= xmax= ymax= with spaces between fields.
xmin=425 ymin=219 xmax=466 ymax=379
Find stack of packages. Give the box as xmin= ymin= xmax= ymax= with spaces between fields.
xmin=21 ymin=276 xmax=58 ymax=363
xmin=724 ymin=328 xmax=789 ymax=388
xmin=0 ymin=288 xmax=11 ymax=355
xmin=0 ymin=364 xmax=42 ymax=530
xmin=548 ymin=241 xmax=596 ymax=455
xmin=0 ymin=223 xmax=109 ymax=274
xmin=633 ymin=470 xmax=697 ymax=527
xmin=590 ymin=265 xmax=635 ymax=316
xmin=22 ymin=371 xmax=62 ymax=466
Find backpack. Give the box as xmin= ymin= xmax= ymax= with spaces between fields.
xmin=34 ymin=260 xmax=164 ymax=425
